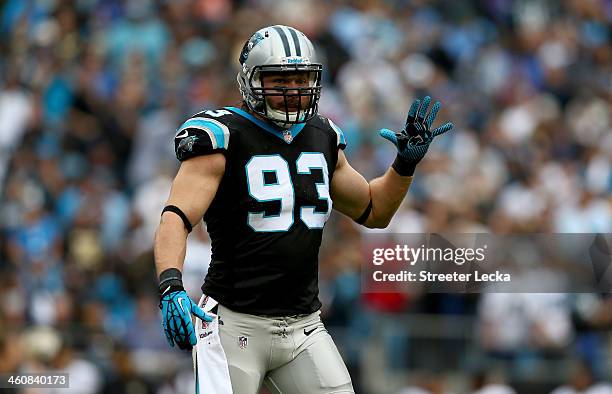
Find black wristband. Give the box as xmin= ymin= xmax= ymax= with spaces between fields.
xmin=355 ymin=199 xmax=372 ymax=225
xmin=391 ymin=155 xmax=418 ymax=177
xmin=158 ymin=268 xmax=183 ymax=294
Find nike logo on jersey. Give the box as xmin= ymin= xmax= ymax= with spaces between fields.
xmin=304 ymin=327 xmax=316 ymax=336
xmin=175 ymin=129 xmax=189 ymax=139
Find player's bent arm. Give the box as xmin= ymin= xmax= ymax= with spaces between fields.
xmin=154 ymin=153 xmax=226 ymax=276
xmin=330 ymin=150 xmax=412 ymax=229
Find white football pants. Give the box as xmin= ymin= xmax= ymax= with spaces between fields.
xmin=193 ymin=296 xmax=354 ymax=394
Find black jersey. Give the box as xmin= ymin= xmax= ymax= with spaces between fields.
xmin=174 ymin=106 xmax=347 ymax=315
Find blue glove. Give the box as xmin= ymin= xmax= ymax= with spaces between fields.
xmin=159 ymin=284 xmax=213 ymax=350
xmin=379 ymin=95 xmax=453 ymax=176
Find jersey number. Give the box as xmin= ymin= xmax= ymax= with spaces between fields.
xmin=204 ymin=109 xmax=232 ymax=117
xmin=245 ymin=153 xmax=331 ymax=232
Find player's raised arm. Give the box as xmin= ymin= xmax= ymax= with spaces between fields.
xmin=330 ymin=95 xmax=453 ymax=229
xmin=153 ymin=152 xmax=225 ymax=350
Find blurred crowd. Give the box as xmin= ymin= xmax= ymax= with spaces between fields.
xmin=0 ymin=0 xmax=610 ymax=393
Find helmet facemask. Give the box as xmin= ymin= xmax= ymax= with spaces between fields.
xmin=248 ymin=64 xmax=322 ymax=128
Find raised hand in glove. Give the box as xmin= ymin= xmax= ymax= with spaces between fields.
xmin=379 ymin=95 xmax=454 ymax=176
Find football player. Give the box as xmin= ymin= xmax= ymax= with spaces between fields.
xmin=154 ymin=25 xmax=453 ymax=394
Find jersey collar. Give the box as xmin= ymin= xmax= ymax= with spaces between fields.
xmin=225 ymin=106 xmax=306 ymax=144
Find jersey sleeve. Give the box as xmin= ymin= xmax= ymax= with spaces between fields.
xmin=174 ymin=115 xmax=231 ymax=161
xmin=326 ymin=118 xmax=347 ymax=150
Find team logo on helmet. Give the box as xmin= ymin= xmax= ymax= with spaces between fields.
xmin=239 ymin=32 xmax=264 ymax=65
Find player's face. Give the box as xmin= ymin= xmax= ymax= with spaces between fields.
xmin=260 ymin=71 xmax=312 ymax=112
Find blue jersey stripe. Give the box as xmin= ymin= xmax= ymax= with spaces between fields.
xmin=224 ymin=107 xmax=306 ymax=143
xmin=179 ymin=118 xmax=227 ymax=148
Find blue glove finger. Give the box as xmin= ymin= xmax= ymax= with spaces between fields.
xmin=162 ymin=318 xmax=175 ymax=347
xmin=432 ymin=122 xmax=454 ymax=136
xmin=379 ymin=128 xmax=399 ymax=147
xmin=186 ymin=319 xmax=198 ymax=347
xmin=170 ymin=311 xmax=187 ymax=345
xmin=177 ymin=301 xmax=201 ymax=348
xmin=425 ymin=101 xmax=441 ymax=129
xmin=173 ymin=295 xmax=195 ymax=345
xmin=405 ymin=99 xmax=420 ymax=126
xmin=160 ymin=302 xmax=175 ymax=347
xmin=191 ymin=302 xmax=213 ymax=323
xmin=417 ymin=96 xmax=431 ymax=123
xmin=174 ymin=317 xmax=192 ymax=350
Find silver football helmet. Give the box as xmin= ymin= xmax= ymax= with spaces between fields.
xmin=237 ymin=25 xmax=322 ymax=127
